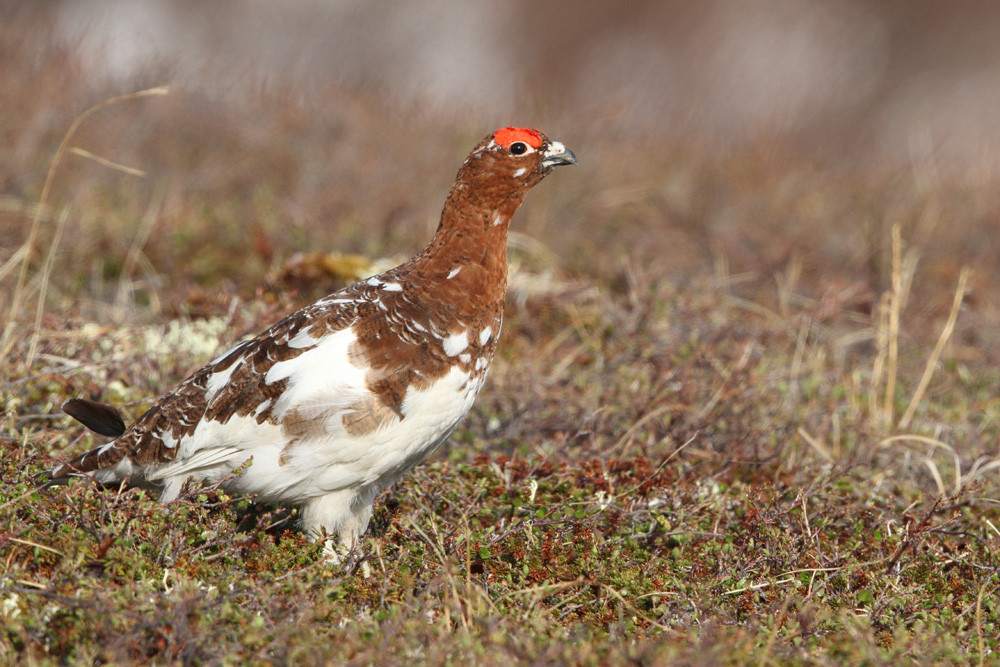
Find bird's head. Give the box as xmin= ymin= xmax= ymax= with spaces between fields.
xmin=453 ymin=127 xmax=577 ymax=209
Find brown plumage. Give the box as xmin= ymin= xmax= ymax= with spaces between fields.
xmin=54 ymin=127 xmax=577 ymax=560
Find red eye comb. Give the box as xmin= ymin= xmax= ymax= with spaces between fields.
xmin=494 ymin=127 xmax=543 ymax=149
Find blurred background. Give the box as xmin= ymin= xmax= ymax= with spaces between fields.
xmin=21 ymin=0 xmax=1000 ymax=171
xmin=3 ymin=0 xmax=1000 ymax=352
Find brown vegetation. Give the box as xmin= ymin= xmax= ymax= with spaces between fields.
xmin=2 ymin=8 xmax=999 ymax=663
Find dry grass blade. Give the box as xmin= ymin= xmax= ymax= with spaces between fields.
xmin=877 ymin=434 xmax=956 ymax=453
xmin=975 ymin=583 xmax=991 ymax=667
xmin=695 ymin=341 xmax=754 ymax=421
xmin=0 ymin=245 xmax=30 ymax=285
xmin=608 ymin=403 xmax=678 ymax=457
xmin=797 ymin=426 xmax=833 ymax=462
xmin=24 ymin=207 xmax=69 ymax=367
xmin=758 ymin=594 xmax=796 ymax=667
xmin=899 ymin=268 xmax=970 ymax=428
xmin=592 ymin=581 xmax=671 ymax=631
xmin=115 ymin=188 xmax=165 ymax=313
xmin=492 ymin=578 xmax=584 ymax=605
xmin=883 ymin=224 xmax=903 ymax=429
xmin=870 ymin=291 xmax=890 ymax=429
xmin=67 ymin=147 xmax=147 ymax=177
xmin=1 ymin=85 xmax=168 ymax=361
xmin=923 ymin=457 xmax=946 ymax=496
xmin=960 ymin=457 xmax=1000 ymax=491
xmin=7 ymin=537 xmax=66 ymax=558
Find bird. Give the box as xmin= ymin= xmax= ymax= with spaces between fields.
xmin=53 ymin=127 xmax=577 ymax=561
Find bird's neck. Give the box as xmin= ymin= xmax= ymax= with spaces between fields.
xmin=408 ymin=193 xmax=520 ymax=311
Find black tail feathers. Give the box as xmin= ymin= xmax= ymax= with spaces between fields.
xmin=62 ymin=398 xmax=127 ymax=438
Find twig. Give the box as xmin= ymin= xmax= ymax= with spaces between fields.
xmin=883 ymin=497 xmax=962 ymax=574
xmin=724 ymin=578 xmax=796 ymax=596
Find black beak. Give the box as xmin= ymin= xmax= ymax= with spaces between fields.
xmin=541 ymin=141 xmax=578 ymax=168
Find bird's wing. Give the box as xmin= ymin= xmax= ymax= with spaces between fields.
xmin=53 ymin=288 xmax=369 ymax=478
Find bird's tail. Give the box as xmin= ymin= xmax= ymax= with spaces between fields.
xmin=62 ymin=398 xmax=127 ymax=438
xmin=43 ymin=398 xmax=129 ymax=484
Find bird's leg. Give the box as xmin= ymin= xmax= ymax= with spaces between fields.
xmin=302 ymin=490 xmax=373 ymax=576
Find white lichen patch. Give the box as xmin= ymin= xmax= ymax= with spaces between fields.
xmin=106 ymin=380 xmax=131 ymax=404
xmin=1 ymin=593 xmax=21 ymax=619
xmin=141 ymin=317 xmax=230 ymax=362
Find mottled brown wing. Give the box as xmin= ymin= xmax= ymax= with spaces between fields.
xmin=53 ymin=292 xmax=364 ymax=478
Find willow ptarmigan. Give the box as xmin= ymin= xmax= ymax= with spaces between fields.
xmin=54 ymin=127 xmax=576 ymax=559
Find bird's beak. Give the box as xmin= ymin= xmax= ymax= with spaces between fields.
xmin=541 ymin=141 xmax=578 ymax=168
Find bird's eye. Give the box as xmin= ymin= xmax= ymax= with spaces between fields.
xmin=509 ymin=142 xmax=528 ymax=156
